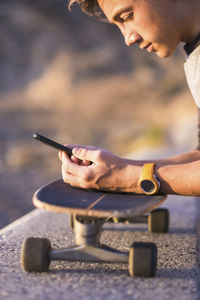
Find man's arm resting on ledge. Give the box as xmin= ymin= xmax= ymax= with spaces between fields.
xmin=155 ymin=159 xmax=200 ymax=196
xmin=126 ymin=150 xmax=200 ymax=195
xmin=125 ymin=150 xmax=200 ymax=166
xmin=59 ymin=147 xmax=200 ymax=196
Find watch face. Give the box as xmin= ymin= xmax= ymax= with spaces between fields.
xmin=141 ymin=180 xmax=156 ymax=194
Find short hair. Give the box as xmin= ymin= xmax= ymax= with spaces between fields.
xmin=68 ymin=0 xmax=103 ymax=18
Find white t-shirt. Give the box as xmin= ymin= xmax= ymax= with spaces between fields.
xmin=184 ymin=35 xmax=200 ymax=108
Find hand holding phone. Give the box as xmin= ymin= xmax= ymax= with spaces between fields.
xmin=33 ymin=133 xmax=92 ymax=165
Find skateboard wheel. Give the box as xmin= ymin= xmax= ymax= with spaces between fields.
xmin=129 ymin=242 xmax=157 ymax=278
xmin=148 ymin=208 xmax=169 ymax=233
xmin=21 ymin=237 xmax=51 ymax=272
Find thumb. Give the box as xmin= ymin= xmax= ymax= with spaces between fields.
xmin=72 ymin=147 xmax=98 ymax=163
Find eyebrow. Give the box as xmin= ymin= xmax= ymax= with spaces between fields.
xmin=110 ymin=6 xmax=132 ymax=23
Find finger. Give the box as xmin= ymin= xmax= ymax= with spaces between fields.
xmin=63 ymin=144 xmax=88 ymax=164
xmin=59 ymin=150 xmax=71 ymax=162
xmin=71 ymin=155 xmax=81 ymax=165
xmin=61 ymin=151 xmax=73 ymax=164
xmin=62 ymin=151 xmax=83 ymax=165
xmin=61 ymin=151 xmax=86 ymax=175
xmin=72 ymin=147 xmax=100 ymax=163
xmin=60 ymin=150 xmax=81 ymax=165
xmin=69 ymin=146 xmax=93 ymax=165
xmin=58 ymin=151 xmax=62 ymax=161
xmin=81 ymin=160 xmax=91 ymax=166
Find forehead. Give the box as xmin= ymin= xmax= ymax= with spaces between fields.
xmin=97 ymin=0 xmax=135 ymax=21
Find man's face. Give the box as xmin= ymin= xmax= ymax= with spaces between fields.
xmin=98 ymin=0 xmax=182 ymax=58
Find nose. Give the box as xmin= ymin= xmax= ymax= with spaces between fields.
xmin=124 ymin=32 xmax=141 ymax=46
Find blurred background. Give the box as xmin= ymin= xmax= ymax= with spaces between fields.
xmin=0 ymin=0 xmax=198 ymax=229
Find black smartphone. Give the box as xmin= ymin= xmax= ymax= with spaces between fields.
xmin=33 ymin=133 xmax=73 ymax=156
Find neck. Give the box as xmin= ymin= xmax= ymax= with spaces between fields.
xmin=180 ymin=0 xmax=200 ymax=43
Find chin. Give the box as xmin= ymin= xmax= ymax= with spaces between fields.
xmin=156 ymin=48 xmax=174 ymax=58
xmin=156 ymin=44 xmax=177 ymax=58
xmin=156 ymin=51 xmax=170 ymax=58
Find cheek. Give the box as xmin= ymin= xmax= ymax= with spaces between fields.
xmin=139 ymin=25 xmax=159 ymax=44
xmin=136 ymin=6 xmax=169 ymax=42
xmin=140 ymin=20 xmax=177 ymax=54
xmin=135 ymin=15 xmax=159 ymax=41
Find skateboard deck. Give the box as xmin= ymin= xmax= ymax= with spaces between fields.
xmin=33 ymin=179 xmax=167 ymax=218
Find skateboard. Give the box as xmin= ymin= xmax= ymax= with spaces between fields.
xmin=21 ymin=179 xmax=169 ymax=278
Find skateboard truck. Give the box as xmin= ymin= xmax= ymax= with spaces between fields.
xmin=21 ymin=213 xmax=162 ymax=278
xmin=50 ymin=216 xmax=129 ymax=264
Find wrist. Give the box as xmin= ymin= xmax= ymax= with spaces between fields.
xmin=125 ymin=164 xmax=142 ymax=193
xmin=154 ymin=164 xmax=174 ymax=194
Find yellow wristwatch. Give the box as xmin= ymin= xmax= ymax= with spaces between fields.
xmin=138 ymin=163 xmax=160 ymax=195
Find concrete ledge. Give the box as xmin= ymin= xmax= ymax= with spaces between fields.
xmin=0 ymin=209 xmax=43 ymax=237
xmin=0 ymin=194 xmax=200 ymax=299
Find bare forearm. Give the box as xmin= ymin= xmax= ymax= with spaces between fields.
xmin=155 ymin=160 xmax=200 ymax=195
xmin=125 ymin=150 xmax=200 ymax=166
xmin=125 ymin=150 xmax=200 ymax=195
xmin=156 ymin=150 xmax=200 ymax=164
xmin=125 ymin=159 xmax=200 ymax=196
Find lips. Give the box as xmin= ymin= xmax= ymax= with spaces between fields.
xmin=147 ymin=43 xmax=153 ymax=53
xmin=141 ymin=43 xmax=153 ymax=52
xmin=143 ymin=43 xmax=151 ymax=49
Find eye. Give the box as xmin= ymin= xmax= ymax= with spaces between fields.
xmin=121 ymin=12 xmax=134 ymax=23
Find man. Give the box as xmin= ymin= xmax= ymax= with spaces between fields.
xmin=59 ymin=0 xmax=200 ymax=196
